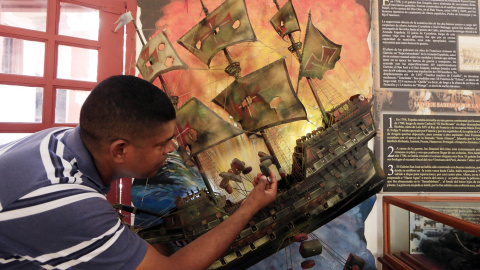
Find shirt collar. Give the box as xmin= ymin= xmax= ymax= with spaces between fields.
xmin=65 ymin=126 xmax=111 ymax=194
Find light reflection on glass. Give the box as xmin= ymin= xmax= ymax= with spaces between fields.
xmin=0 ymin=36 xmax=45 ymax=77
xmin=59 ymin=1 xmax=99 ymax=41
xmin=0 ymin=0 xmax=47 ymax=32
xmin=0 ymin=133 xmax=32 ymax=146
xmin=57 ymin=45 xmax=98 ymax=82
xmin=55 ymin=89 xmax=90 ymax=124
xmin=0 ymin=84 xmax=43 ymax=123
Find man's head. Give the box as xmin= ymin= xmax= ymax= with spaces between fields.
xmin=80 ymin=75 xmax=176 ymax=181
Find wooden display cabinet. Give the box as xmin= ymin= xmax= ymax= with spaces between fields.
xmin=379 ymin=196 xmax=480 ymax=270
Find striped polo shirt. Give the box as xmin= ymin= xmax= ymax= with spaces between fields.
xmin=0 ymin=126 xmax=147 ymax=269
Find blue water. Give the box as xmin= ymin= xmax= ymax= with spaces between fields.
xmin=131 ymin=151 xmax=205 ymax=226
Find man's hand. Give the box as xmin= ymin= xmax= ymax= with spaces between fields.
xmin=241 ymin=170 xmax=278 ymax=214
xmin=137 ymin=170 xmax=278 ymax=270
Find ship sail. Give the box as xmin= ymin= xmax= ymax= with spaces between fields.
xmin=299 ymin=14 xmax=342 ymax=80
xmin=132 ymin=1 xmax=387 ymax=269
xmin=136 ymin=31 xmax=188 ymax=82
xmin=212 ymin=57 xmax=307 ymax=133
xmin=175 ymin=97 xmax=245 ymax=161
xmin=177 ymin=0 xmax=257 ymax=66
xmin=270 ymin=0 xmax=300 ymax=39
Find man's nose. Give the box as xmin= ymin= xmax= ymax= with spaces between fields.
xmin=165 ymin=141 xmax=175 ymax=154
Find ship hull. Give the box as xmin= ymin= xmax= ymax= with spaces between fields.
xmin=139 ymin=150 xmax=385 ymax=270
xmin=208 ymin=150 xmax=385 ymax=270
xmin=138 ymin=99 xmax=386 ymax=269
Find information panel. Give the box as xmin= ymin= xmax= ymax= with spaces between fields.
xmin=379 ymin=0 xmax=480 ymax=90
xmin=373 ymin=0 xmax=480 ymax=192
xmin=383 ymin=114 xmax=480 ymax=192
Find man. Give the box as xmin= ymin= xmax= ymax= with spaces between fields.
xmin=0 ymin=75 xmax=277 ymax=269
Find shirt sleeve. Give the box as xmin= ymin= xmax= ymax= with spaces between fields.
xmin=0 ymin=185 xmax=148 ymax=270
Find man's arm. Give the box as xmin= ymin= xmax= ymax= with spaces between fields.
xmin=136 ymin=171 xmax=278 ymax=270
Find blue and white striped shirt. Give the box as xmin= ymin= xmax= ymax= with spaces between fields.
xmin=0 ymin=127 xmax=147 ymax=269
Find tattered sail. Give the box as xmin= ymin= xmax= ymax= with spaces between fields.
xmin=270 ymin=0 xmax=300 ymax=39
xmin=212 ymin=58 xmax=307 ymax=133
xmin=136 ymin=31 xmax=188 ymax=82
xmin=299 ymin=14 xmax=342 ymax=80
xmin=177 ymin=0 xmax=256 ymax=66
xmin=135 ymin=2 xmax=387 ymax=269
xmin=175 ymin=97 xmax=245 ymax=161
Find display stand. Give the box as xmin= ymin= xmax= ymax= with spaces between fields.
xmin=380 ymin=196 xmax=480 ymax=269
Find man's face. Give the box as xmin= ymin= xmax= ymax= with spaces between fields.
xmin=126 ymin=120 xmax=176 ymax=179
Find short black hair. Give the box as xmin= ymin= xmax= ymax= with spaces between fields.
xmin=80 ymin=75 xmax=176 ymax=150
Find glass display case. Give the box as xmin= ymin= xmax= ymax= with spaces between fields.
xmin=379 ymin=196 xmax=480 ymax=270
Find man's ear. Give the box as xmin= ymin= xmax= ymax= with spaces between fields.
xmin=110 ymin=139 xmax=129 ymax=163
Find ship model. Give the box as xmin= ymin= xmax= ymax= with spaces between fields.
xmin=120 ymin=0 xmax=387 ymax=268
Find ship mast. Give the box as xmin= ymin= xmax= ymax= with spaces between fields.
xmin=200 ymin=0 xmax=288 ymax=182
xmin=193 ymin=155 xmax=219 ymax=204
xmin=200 ymin=0 xmax=241 ymax=79
xmin=134 ymin=28 xmax=218 ymax=204
xmin=175 ymin=0 xmax=241 ymax=204
xmin=158 ymin=76 xmax=179 ymax=107
xmin=272 ymin=0 xmax=330 ymax=127
xmin=136 ymin=32 xmax=180 ymax=108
